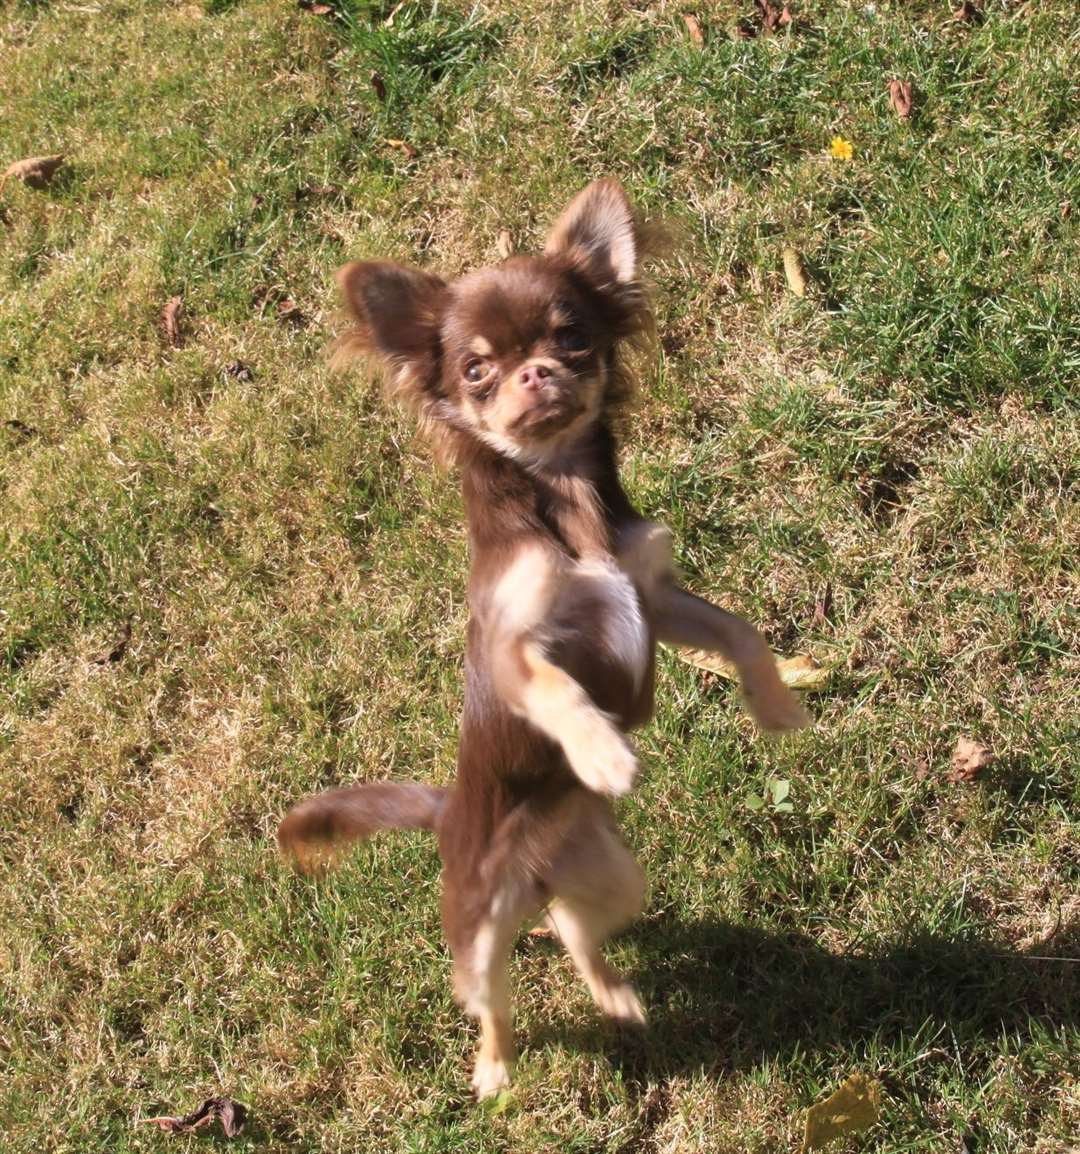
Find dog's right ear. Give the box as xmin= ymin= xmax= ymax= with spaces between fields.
xmin=335 ymin=261 xmax=448 ymax=404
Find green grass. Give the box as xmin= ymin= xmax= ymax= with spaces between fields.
xmin=2 ymin=1 xmax=1078 ymax=1150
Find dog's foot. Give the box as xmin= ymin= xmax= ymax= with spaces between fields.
xmin=745 ymin=678 xmax=810 ymax=734
xmin=566 ymin=721 xmax=638 ymax=796
xmin=595 ymin=981 xmax=647 ymax=1025
xmin=471 ymin=1055 xmax=513 ymax=1099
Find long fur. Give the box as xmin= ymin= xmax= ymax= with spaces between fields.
xmin=277 ymin=179 xmax=807 ymax=1099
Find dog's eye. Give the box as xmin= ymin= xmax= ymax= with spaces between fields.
xmin=555 ymin=327 xmax=590 ymax=354
xmin=463 ymin=358 xmax=493 ymax=384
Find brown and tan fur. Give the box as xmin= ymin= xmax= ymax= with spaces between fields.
xmin=278 ymin=180 xmax=809 ymax=1098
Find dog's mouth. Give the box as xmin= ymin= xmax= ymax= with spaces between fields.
xmin=510 ymin=393 xmax=586 ymax=437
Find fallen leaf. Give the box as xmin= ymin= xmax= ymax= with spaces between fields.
xmin=90 ymin=621 xmax=131 ymax=665
xmin=778 ymin=3 xmax=793 ymax=25
xmin=370 ymin=71 xmax=386 ymax=101
xmin=889 ymin=78 xmax=914 ymax=119
xmin=1060 ymin=200 xmax=1071 ymax=220
xmin=496 ymin=228 xmax=514 ymax=259
xmin=812 ymin=581 xmax=833 ymax=627
xmin=677 ymin=648 xmax=831 ymax=691
xmin=755 ymin=0 xmax=783 ymax=32
xmin=802 ymin=1073 xmax=881 ymax=1151
xmin=953 ymin=0 xmax=983 ymax=22
xmin=782 ymin=247 xmax=809 ymax=297
xmin=161 ymin=296 xmax=184 ymax=347
xmin=386 ymin=137 xmax=418 ymax=160
xmin=4 ymin=418 xmax=40 ymax=442
xmin=145 ymin=1097 xmax=247 ymax=1138
xmin=2 ymin=154 xmax=65 ymax=193
xmin=682 ymin=13 xmax=705 ymax=47
xmin=298 ymin=0 xmax=333 ymax=12
xmin=776 ymin=654 xmax=830 ymax=690
xmin=276 ymin=298 xmax=305 ymax=326
xmin=947 ymin=736 xmax=993 ymax=783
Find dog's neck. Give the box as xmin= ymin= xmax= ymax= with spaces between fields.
xmin=462 ymin=422 xmax=634 ymax=561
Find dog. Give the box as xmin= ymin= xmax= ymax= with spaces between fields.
xmin=278 ymin=179 xmax=809 ymax=1098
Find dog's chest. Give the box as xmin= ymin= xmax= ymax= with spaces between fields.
xmin=558 ymin=557 xmax=650 ymax=689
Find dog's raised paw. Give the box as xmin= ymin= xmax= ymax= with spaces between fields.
xmin=747 ymin=683 xmax=810 ymax=734
xmin=567 ymin=722 xmax=639 ymax=796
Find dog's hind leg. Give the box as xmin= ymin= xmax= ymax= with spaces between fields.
xmin=449 ymin=879 xmax=542 ymax=1099
xmin=545 ymin=798 xmax=647 ymax=1024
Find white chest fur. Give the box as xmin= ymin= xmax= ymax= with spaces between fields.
xmin=571 ymin=558 xmax=650 ymax=690
xmin=489 ymin=545 xmax=651 ymax=692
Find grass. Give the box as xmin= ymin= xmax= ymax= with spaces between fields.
xmin=1 ymin=0 xmax=1078 ymax=1150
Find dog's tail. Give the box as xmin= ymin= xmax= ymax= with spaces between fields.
xmin=278 ymin=782 xmax=446 ymax=871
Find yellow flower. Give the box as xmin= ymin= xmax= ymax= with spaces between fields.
xmin=829 ymin=136 xmax=854 ymax=161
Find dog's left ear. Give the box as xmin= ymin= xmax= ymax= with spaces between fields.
xmin=545 ymin=179 xmax=639 ymax=289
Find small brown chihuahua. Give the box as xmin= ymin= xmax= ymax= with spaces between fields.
xmin=279 ymin=180 xmax=808 ymax=1098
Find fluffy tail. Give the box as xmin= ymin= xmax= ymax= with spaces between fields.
xmin=278 ymin=782 xmax=446 ymax=871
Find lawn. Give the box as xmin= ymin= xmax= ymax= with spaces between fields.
xmin=1 ymin=0 xmax=1077 ymax=1150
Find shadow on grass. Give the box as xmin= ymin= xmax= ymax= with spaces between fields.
xmin=531 ymin=915 xmax=1079 ymax=1080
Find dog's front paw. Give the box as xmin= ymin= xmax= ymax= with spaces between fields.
xmin=566 ymin=721 xmax=639 ymax=796
xmin=471 ymin=1055 xmax=513 ymax=1099
xmin=746 ymin=678 xmax=810 ymax=734
xmin=595 ymin=981 xmax=647 ymax=1025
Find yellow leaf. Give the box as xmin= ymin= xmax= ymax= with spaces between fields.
xmin=676 ymin=649 xmax=830 ymax=691
xmin=782 ymin=246 xmax=809 ymax=297
xmin=776 ymin=654 xmax=831 ymax=690
xmin=802 ymin=1073 xmax=881 ymax=1152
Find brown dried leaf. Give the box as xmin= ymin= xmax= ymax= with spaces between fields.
xmin=678 ymin=648 xmax=831 ymax=691
xmin=2 ymin=154 xmax=65 ymax=191
xmin=756 ymin=0 xmax=782 ymax=31
xmin=947 ymin=736 xmax=993 ymax=784
xmin=4 ymin=418 xmax=40 ymax=442
xmin=682 ymin=13 xmax=705 ymax=47
xmin=782 ymin=247 xmax=809 ymax=297
xmin=889 ymin=78 xmax=914 ymax=119
xmin=276 ymin=298 xmax=305 ymax=326
xmin=778 ymin=4 xmax=793 ymax=25
xmin=298 ymin=0 xmax=333 ymax=12
xmin=370 ymin=71 xmax=387 ymax=101
xmin=802 ymin=1073 xmax=881 ymax=1151
xmin=90 ymin=620 xmax=131 ymax=665
xmin=953 ymin=0 xmax=983 ymax=22
xmin=144 ymin=1097 xmax=247 ymax=1138
xmin=161 ymin=296 xmax=184 ymax=347
xmin=386 ymin=137 xmax=418 ymax=160
xmin=496 ymin=228 xmax=514 ymax=260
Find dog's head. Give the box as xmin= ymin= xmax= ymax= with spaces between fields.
xmin=335 ymin=180 xmax=652 ymax=464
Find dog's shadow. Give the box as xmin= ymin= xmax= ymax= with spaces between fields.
xmin=530 ymin=914 xmax=1079 ymax=1082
